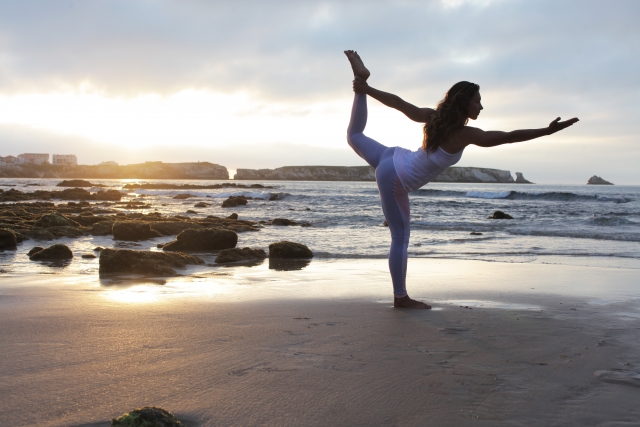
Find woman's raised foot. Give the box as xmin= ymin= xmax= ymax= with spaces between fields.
xmin=344 ymin=50 xmax=370 ymax=81
xmin=394 ymin=295 xmax=432 ymax=309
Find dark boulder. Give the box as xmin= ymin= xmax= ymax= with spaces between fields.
xmin=91 ymin=221 xmax=114 ymax=236
xmin=99 ymin=248 xmax=203 ymax=276
xmin=56 ymin=180 xmax=96 ymax=187
xmin=215 ymin=247 xmax=266 ymax=264
xmin=81 ymin=254 xmax=97 ymax=259
xmin=226 ymin=213 xmax=238 ymax=220
xmin=29 ymin=244 xmax=73 ymax=260
xmin=56 ymin=188 xmax=93 ymax=200
xmin=0 ymin=229 xmax=17 ymax=250
xmin=222 ymin=196 xmax=248 ymax=207
xmin=146 ymin=221 xmax=201 ymax=236
xmin=163 ymin=228 xmax=237 ymax=252
xmin=27 ymin=246 xmax=44 ymax=256
xmin=268 ymin=241 xmax=313 ymax=259
xmin=46 ymin=226 xmax=85 ymax=238
xmin=26 ymin=228 xmax=55 ymax=240
xmin=488 ymin=211 xmax=513 ymax=220
xmin=186 ymin=210 xmax=198 ymax=214
xmin=112 ymin=221 xmax=162 ymax=241
xmin=470 ymin=231 xmax=483 ymax=235
xmin=34 ymin=212 xmax=80 ymax=228
xmin=270 ymin=218 xmax=297 ymax=226
xmin=194 ymin=202 xmax=209 ymax=208
xmin=172 ymin=193 xmax=195 ymax=199
xmin=111 ymin=406 xmax=183 ymax=427
xmin=93 ymin=189 xmax=123 ymax=201
xmin=269 ymin=193 xmax=286 ymax=201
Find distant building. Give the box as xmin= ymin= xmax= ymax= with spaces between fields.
xmin=52 ymin=154 xmax=77 ymax=165
xmin=0 ymin=155 xmax=18 ymax=166
xmin=18 ymin=153 xmax=49 ymax=164
xmin=99 ymin=161 xmax=118 ymax=166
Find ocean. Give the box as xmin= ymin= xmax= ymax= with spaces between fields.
xmin=2 ymin=178 xmax=640 ymax=276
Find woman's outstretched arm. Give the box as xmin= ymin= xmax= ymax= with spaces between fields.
xmin=353 ymin=77 xmax=434 ymax=123
xmin=463 ymin=117 xmax=580 ymax=148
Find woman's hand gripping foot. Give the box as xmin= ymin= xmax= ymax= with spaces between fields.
xmin=394 ymin=295 xmax=432 ymax=309
xmin=344 ymin=50 xmax=370 ymax=81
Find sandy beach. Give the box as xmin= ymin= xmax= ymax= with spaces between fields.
xmin=1 ymin=258 xmax=639 ymax=426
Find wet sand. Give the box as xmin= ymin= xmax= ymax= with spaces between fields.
xmin=1 ymin=258 xmax=640 ymax=426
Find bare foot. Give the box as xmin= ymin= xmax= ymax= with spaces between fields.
xmin=344 ymin=50 xmax=370 ymax=81
xmin=394 ymin=296 xmax=432 ymax=309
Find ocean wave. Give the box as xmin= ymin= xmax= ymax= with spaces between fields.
xmin=133 ymin=189 xmax=273 ymax=199
xmin=414 ymin=188 xmax=632 ymax=203
xmin=465 ymin=191 xmax=512 ymax=199
xmin=589 ymin=215 xmax=640 ymax=227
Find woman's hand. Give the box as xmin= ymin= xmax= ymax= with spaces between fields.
xmin=352 ymin=76 xmax=369 ymax=94
xmin=547 ymin=117 xmax=579 ymax=135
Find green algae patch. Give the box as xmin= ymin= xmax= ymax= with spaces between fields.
xmin=111 ymin=406 xmax=183 ymax=427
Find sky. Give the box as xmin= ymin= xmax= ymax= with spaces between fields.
xmin=0 ymin=0 xmax=638 ymax=184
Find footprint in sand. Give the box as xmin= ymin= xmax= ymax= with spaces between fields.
xmin=594 ymin=369 xmax=640 ymax=388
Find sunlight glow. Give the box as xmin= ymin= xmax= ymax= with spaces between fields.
xmin=0 ymin=85 xmax=351 ymax=152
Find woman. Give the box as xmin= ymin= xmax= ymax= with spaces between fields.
xmin=344 ymin=50 xmax=579 ymax=309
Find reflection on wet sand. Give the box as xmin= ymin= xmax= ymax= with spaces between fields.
xmin=269 ymin=258 xmax=311 ymax=271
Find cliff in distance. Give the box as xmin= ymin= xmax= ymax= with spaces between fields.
xmin=0 ymin=162 xmax=228 ymax=180
xmin=235 ymin=166 xmax=516 ymax=183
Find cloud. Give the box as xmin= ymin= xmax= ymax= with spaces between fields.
xmin=0 ymin=1 xmax=638 ymax=182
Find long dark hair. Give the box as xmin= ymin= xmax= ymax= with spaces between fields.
xmin=423 ymin=81 xmax=479 ymax=152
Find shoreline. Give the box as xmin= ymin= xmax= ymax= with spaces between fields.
xmin=1 ymin=258 xmax=640 ymax=426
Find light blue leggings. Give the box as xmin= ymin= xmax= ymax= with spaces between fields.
xmin=347 ymin=94 xmax=410 ymax=298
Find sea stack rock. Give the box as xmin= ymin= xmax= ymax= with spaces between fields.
xmin=515 ymin=172 xmax=534 ymax=184
xmin=587 ymin=175 xmax=614 ymax=185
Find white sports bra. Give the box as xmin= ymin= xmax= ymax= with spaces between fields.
xmin=393 ymin=146 xmax=464 ymax=192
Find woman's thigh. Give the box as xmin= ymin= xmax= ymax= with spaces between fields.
xmin=375 ymin=155 xmax=410 ymax=239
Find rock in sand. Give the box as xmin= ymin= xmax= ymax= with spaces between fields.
xmin=99 ymin=248 xmax=203 ymax=276
xmin=0 ymin=229 xmax=17 ymax=250
xmin=162 ymin=228 xmax=237 ymax=252
xmin=215 ymin=247 xmax=267 ymax=264
xmin=29 ymin=244 xmax=73 ymax=260
xmin=269 ymin=241 xmax=313 ymax=259
xmin=110 ymin=406 xmax=183 ymax=427
xmin=112 ymin=221 xmax=162 ymax=241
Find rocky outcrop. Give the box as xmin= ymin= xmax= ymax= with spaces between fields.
xmin=29 ymin=244 xmax=73 ymax=260
xmin=56 ymin=180 xmax=103 ymax=187
xmin=0 ymin=162 xmax=228 ymax=180
xmin=587 ymin=175 xmax=614 ymax=185
xmin=268 ymin=241 xmax=313 ymax=258
xmin=99 ymin=248 xmax=204 ymax=276
xmin=111 ymin=407 xmax=183 ymax=427
xmin=162 ymin=228 xmax=237 ymax=252
xmin=34 ymin=212 xmax=80 ymax=228
xmin=488 ymin=210 xmax=513 ymax=220
xmin=515 ymin=172 xmax=534 ymax=184
xmin=235 ymin=165 xmax=515 ymax=183
xmin=215 ymin=247 xmax=267 ymax=264
xmin=112 ymin=221 xmax=162 ymax=241
xmin=0 ymin=229 xmax=17 ymax=250
xmin=28 ymin=246 xmax=44 ymax=256
xmin=0 ymin=188 xmax=123 ymax=202
xmin=222 ymin=196 xmax=248 ymax=208
xmin=236 ymin=166 xmax=375 ymax=181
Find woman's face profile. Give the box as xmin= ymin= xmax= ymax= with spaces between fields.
xmin=467 ymin=91 xmax=483 ymax=120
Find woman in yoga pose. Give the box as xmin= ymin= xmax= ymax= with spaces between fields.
xmin=344 ymin=50 xmax=578 ymax=309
